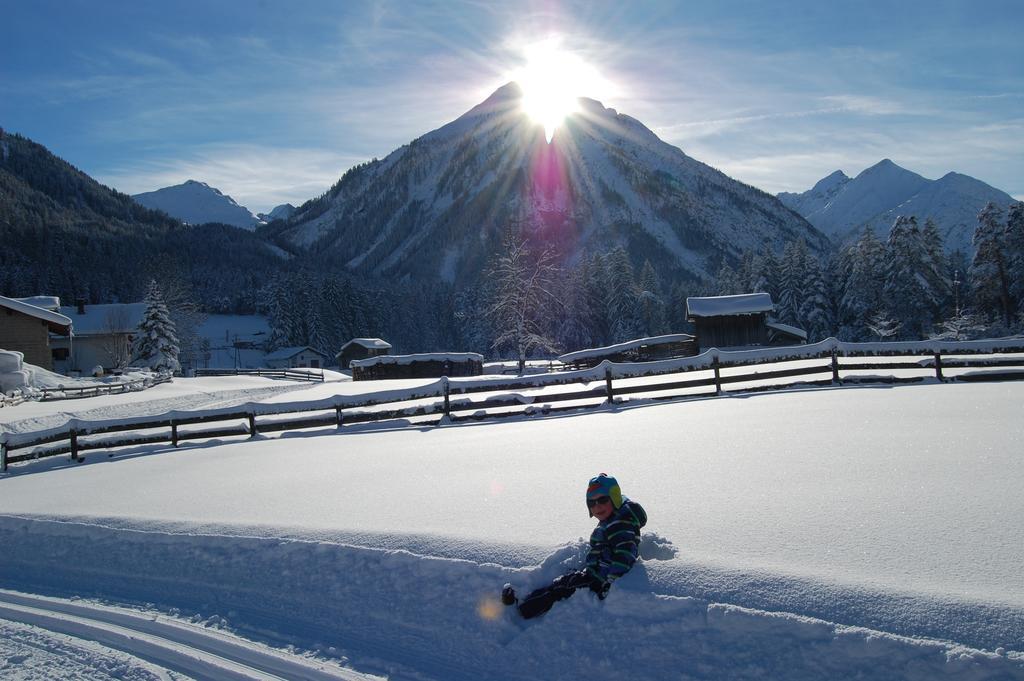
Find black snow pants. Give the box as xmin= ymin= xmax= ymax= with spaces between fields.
xmin=517 ymin=570 xmax=591 ymax=619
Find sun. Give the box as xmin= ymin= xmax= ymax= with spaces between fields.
xmin=513 ymin=38 xmax=611 ymax=143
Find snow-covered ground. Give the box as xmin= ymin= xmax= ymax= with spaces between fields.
xmin=0 ymin=375 xmax=1022 ymax=679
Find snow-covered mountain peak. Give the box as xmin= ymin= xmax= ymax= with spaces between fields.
xmin=132 ymin=180 xmax=261 ymax=230
xmin=778 ymin=161 xmax=1015 ymax=253
xmin=811 ymin=170 xmax=850 ymax=194
xmin=274 ymin=84 xmax=824 ymax=286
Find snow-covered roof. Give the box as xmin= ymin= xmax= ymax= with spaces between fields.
xmin=686 ymin=293 xmax=774 ymax=319
xmin=338 ymin=338 xmax=392 ymax=353
xmin=350 ymin=352 xmax=484 ymax=368
xmin=264 ymin=346 xmax=327 ymax=361
xmin=13 ymin=296 xmax=61 ymax=311
xmin=766 ymin=321 xmax=808 ymax=341
xmin=0 ymin=295 xmax=72 ymax=333
xmin=558 ymin=334 xmax=695 ymax=363
xmin=58 ymin=303 xmax=147 ymax=335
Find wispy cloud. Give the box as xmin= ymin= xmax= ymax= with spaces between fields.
xmin=98 ymin=144 xmax=365 ymax=214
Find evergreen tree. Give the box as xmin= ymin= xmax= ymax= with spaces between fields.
xmin=930 ymin=309 xmax=986 ymax=341
xmin=835 ymin=227 xmax=885 ymax=340
xmin=133 ymin=279 xmax=180 ymax=373
xmin=866 ymin=311 xmax=902 ymax=341
xmin=1005 ymin=202 xmax=1024 ymax=312
xmin=604 ymin=247 xmax=643 ymax=342
xmin=799 ymin=254 xmax=832 ymax=341
xmin=970 ymin=202 xmax=1014 ymax=325
xmin=553 ymin=265 xmax=596 ymax=353
xmin=920 ymin=218 xmax=951 ymax=323
xmin=751 ymin=246 xmax=781 ymax=302
xmin=637 ymin=260 xmax=667 ymax=337
xmin=713 ymin=263 xmax=741 ymax=296
xmin=777 ymin=240 xmax=809 ymax=327
xmin=884 ymin=216 xmax=928 ymax=339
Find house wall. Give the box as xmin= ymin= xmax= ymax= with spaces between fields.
xmin=339 ymin=346 xmax=388 ymax=369
xmin=267 ymin=350 xmax=326 ymax=369
xmin=0 ymin=308 xmax=54 ymax=370
xmin=695 ymin=315 xmax=767 ymax=350
xmin=51 ymin=334 xmax=131 ymax=374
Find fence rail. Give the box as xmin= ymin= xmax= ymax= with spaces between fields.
xmin=194 ymin=368 xmax=325 ymax=382
xmin=3 ymin=338 xmax=1023 ymax=472
xmin=38 ymin=374 xmax=173 ymax=401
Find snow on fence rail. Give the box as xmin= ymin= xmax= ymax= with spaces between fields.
xmin=3 ymin=337 xmax=1023 ymax=472
xmin=194 ymin=368 xmax=325 ymax=382
xmin=38 ymin=373 xmax=173 ymax=401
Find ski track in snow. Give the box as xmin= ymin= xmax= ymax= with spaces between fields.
xmin=0 ymin=590 xmax=374 ymax=680
xmin=0 ymin=616 xmax=187 ymax=681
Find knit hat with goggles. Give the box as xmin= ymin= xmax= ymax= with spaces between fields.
xmin=586 ymin=473 xmax=622 ymax=516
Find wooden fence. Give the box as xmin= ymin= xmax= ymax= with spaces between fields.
xmin=194 ymin=368 xmax=325 ymax=382
xmin=38 ymin=374 xmax=173 ymax=401
xmin=3 ymin=338 xmax=1023 ymax=472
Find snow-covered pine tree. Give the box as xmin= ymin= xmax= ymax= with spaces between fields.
xmin=970 ymin=202 xmax=1014 ymax=326
xmin=777 ymin=240 xmax=809 ymax=328
xmin=712 ymin=262 xmax=741 ymax=296
xmin=603 ymin=247 xmax=643 ymax=342
xmin=637 ymin=260 xmax=667 ymax=337
xmin=884 ymin=216 xmax=928 ymax=339
xmin=799 ymin=253 xmax=832 ymax=341
xmin=836 ymin=227 xmax=885 ymax=340
xmin=554 ymin=264 xmax=596 ymax=353
xmin=752 ymin=246 xmax=781 ymax=303
xmin=930 ymin=308 xmax=986 ymax=341
xmin=133 ymin=279 xmax=180 ymax=374
xmin=866 ymin=311 xmax=902 ymax=341
xmin=1005 ymin=202 xmax=1024 ymax=315
xmin=920 ymin=218 xmax=952 ymax=323
xmin=265 ymin=275 xmax=293 ymax=351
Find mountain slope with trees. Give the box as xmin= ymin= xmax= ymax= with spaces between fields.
xmin=269 ymin=83 xmax=828 ymax=289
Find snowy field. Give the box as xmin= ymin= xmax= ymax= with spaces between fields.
xmin=1 ymin=374 xmax=1022 ymax=679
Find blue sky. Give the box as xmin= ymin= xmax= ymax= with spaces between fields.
xmin=3 ymin=0 xmax=1022 ymax=213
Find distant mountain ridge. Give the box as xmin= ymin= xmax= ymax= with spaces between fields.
xmin=778 ymin=160 xmax=1015 ymax=253
xmin=0 ymin=130 xmax=287 ymax=308
xmin=268 ymin=82 xmax=827 ymax=287
xmin=133 ymin=180 xmax=262 ymax=230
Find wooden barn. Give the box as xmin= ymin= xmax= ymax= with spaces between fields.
xmin=0 ymin=295 xmax=72 ymax=371
xmin=337 ymin=338 xmax=392 ymax=370
xmin=351 ymin=352 xmax=484 ymax=380
xmin=557 ymin=333 xmax=698 ymax=369
xmin=686 ymin=293 xmax=806 ymax=350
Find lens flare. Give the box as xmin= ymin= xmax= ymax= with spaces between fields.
xmin=514 ymin=37 xmax=609 ymax=143
xmin=477 ymin=596 xmax=503 ymax=621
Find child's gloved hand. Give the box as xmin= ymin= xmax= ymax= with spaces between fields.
xmin=588 ymin=576 xmax=611 ymax=599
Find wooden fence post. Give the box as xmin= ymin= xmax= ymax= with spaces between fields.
xmin=335 ymin=406 xmax=344 ymax=428
xmin=171 ymin=420 xmax=178 ymax=448
xmin=1 ymin=443 xmax=7 ymax=473
xmin=712 ymin=356 xmax=722 ymax=394
xmin=605 ymin=366 xmax=614 ymax=402
xmin=442 ymin=377 xmax=451 ymax=418
xmin=70 ymin=429 xmax=79 ymax=462
xmin=934 ymin=352 xmax=944 ymax=381
xmin=248 ymin=413 xmax=257 ymax=437
xmin=831 ymin=348 xmax=840 ymax=384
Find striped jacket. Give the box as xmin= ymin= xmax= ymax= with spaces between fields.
xmin=586 ymin=498 xmax=647 ymax=587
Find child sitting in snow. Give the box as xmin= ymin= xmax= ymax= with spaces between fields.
xmin=502 ymin=473 xmax=647 ymax=619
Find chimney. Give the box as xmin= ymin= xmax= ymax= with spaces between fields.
xmin=76 ymin=298 xmax=86 ymax=315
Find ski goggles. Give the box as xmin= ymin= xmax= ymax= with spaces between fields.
xmin=586 ymin=495 xmax=611 ymax=508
